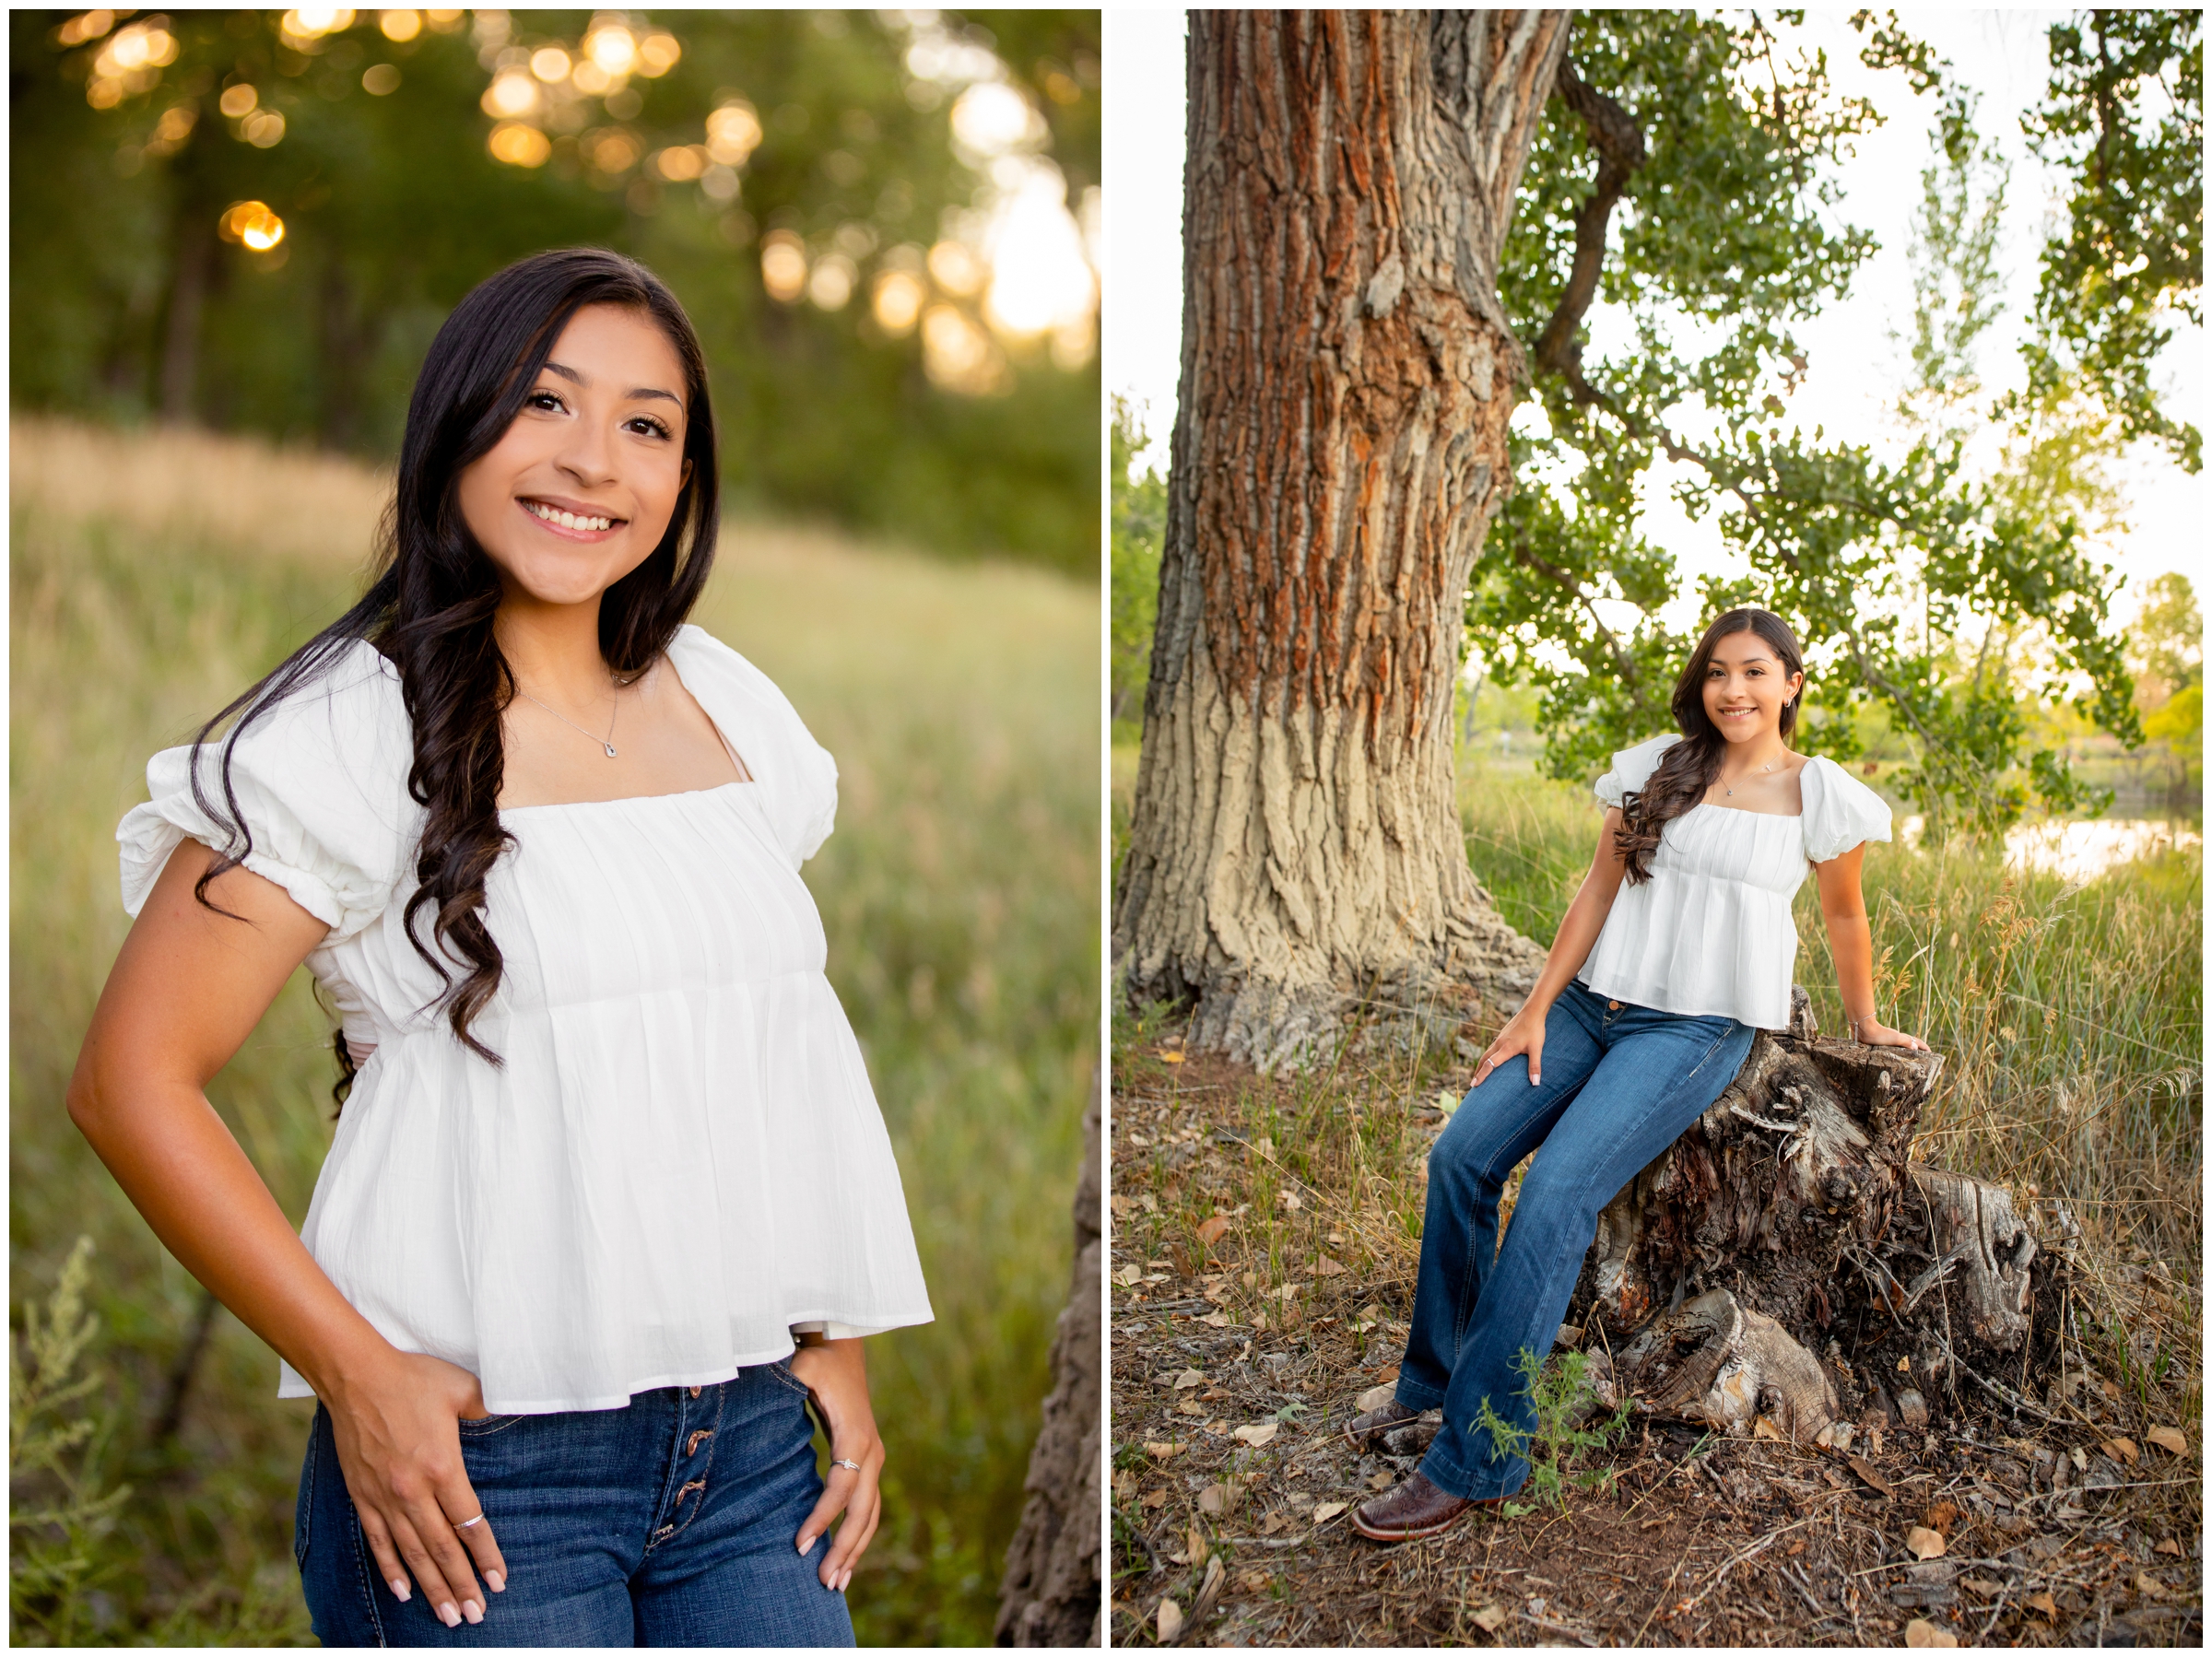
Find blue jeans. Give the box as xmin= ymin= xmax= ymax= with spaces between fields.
xmin=295 ymin=1363 xmax=854 ymax=1647
xmin=1397 ymin=979 xmax=1755 ymax=1500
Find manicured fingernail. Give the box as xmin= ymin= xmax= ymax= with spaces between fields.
xmin=486 ymin=1570 xmax=506 ymax=1594
xmin=799 ymin=1534 xmax=817 ymax=1556
xmin=389 ymin=1580 xmax=410 ymax=1602
xmin=838 ymin=1570 xmax=851 ymax=1592
xmin=462 ymin=1600 xmax=483 ymax=1625
xmin=439 ymin=1602 xmax=461 ymax=1628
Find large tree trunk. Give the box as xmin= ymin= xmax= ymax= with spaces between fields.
xmin=1566 ymin=993 xmax=2058 ymax=1445
xmin=1113 ymin=12 xmax=1566 ymax=1069
xmin=994 ymin=1076 xmax=1101 ymax=1646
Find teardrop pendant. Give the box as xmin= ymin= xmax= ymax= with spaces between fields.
xmin=605 ymin=744 xmax=618 ymax=758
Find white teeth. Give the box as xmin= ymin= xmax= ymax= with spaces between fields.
xmin=528 ymin=501 xmax=612 ymax=531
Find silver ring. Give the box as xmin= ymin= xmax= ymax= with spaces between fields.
xmin=455 ymin=1512 xmax=485 ymax=1529
xmin=830 ymin=1458 xmax=862 ymax=1474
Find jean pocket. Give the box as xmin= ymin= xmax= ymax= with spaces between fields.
xmin=456 ymin=1412 xmax=524 ymax=1440
xmin=766 ymin=1358 xmax=813 ymax=1400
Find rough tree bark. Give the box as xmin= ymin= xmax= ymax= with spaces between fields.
xmin=1113 ymin=12 xmax=1567 ymax=1069
xmin=1567 ymin=992 xmax=2055 ymax=1445
xmin=994 ymin=1076 xmax=1101 ymax=1646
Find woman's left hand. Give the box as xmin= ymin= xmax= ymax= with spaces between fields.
xmin=789 ymin=1339 xmax=884 ymax=1593
xmin=1855 ymin=1019 xmax=1928 ymax=1051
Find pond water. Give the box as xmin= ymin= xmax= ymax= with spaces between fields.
xmin=1897 ymin=816 xmax=2204 ymax=882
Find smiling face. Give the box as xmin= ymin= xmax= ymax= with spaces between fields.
xmin=454 ymin=302 xmax=690 ymax=613
xmin=1701 ymin=629 xmax=1806 ymax=745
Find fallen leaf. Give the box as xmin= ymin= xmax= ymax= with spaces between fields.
xmin=1281 ymin=1190 xmax=1302 ymax=1212
xmin=1752 ymin=1415 xmax=1784 ymax=1441
xmin=1898 ymin=1356 xmax=1912 ymax=1372
xmin=2133 ymin=1571 xmax=2166 ymax=1599
xmin=1156 ymin=1598 xmax=1183 ymax=1642
xmin=1470 ymin=1603 xmax=1508 ymax=1633
xmin=1112 ymin=1470 xmax=1137 ymax=1503
xmin=1176 ymin=1398 xmax=1204 ymax=1416
xmin=1904 ymin=1617 xmax=1958 ymax=1647
xmin=2147 ymin=1425 xmax=2186 ymax=1456
xmin=1110 ymin=1194 xmax=1131 ymax=1218
xmin=1161 ymin=1052 xmax=1185 ymax=1064
xmin=2027 ymin=1592 xmax=2057 ymax=1618
xmin=2101 ymin=1436 xmax=2140 ymax=1466
xmin=1113 ymin=1263 xmax=1144 ymax=1287
xmin=1375 ymin=1364 xmax=1399 ymax=1384
xmin=1143 ymin=1488 xmax=1169 ymax=1510
xmin=1905 ymin=1526 xmax=1947 ymax=1561
xmin=1238 ymin=1569 xmax=1270 ymax=1592
xmin=1315 ymin=1254 xmax=1347 ymax=1276
xmin=1202 ymin=1310 xmax=1232 ymax=1328
xmin=1357 ymin=1383 xmax=1395 ymax=1414
xmin=1312 ymin=1501 xmax=1348 ymax=1523
xmin=1195 ymin=1216 xmax=1230 ymax=1245
xmin=1232 ymin=1422 xmax=1279 ymax=1448
xmin=1848 ymin=1454 xmax=1894 ymax=1498
xmin=1140 ymin=1193 xmax=1159 ymax=1214
xmin=1144 ymin=1440 xmax=1182 ymax=1461
xmin=1924 ymin=1499 xmax=1960 ymax=1534
xmin=2156 ymin=1537 xmax=2183 ymax=1557
xmin=1258 ymin=1510 xmax=1288 ymax=1536
xmin=1197 ymin=1484 xmax=1229 ymax=1515
xmin=1172 ymin=1369 xmax=1205 ymax=1391
xmin=1368 ymin=1471 xmax=1394 ymax=1491
xmin=1186 ymin=1526 xmax=1208 ymax=1569
xmin=1959 ymin=1576 xmax=2000 ymax=1598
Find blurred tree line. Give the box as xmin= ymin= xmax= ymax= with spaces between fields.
xmin=9 ymin=7 xmax=1100 ymax=576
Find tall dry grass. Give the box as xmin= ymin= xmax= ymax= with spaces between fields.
xmin=9 ymin=416 xmax=1099 ymax=1645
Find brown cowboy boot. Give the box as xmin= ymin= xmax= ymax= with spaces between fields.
xmin=1350 ymin=1469 xmax=1502 ymax=1542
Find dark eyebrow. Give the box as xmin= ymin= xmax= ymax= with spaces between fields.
xmin=539 ymin=359 xmax=682 ymax=407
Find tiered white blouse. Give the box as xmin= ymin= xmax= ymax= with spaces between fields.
xmin=118 ymin=625 xmax=933 ymax=1414
xmin=1577 ymin=734 xmax=1894 ymax=1031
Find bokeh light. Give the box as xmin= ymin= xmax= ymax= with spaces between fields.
xmin=530 ymin=46 xmax=571 ymax=84
xmin=653 ymin=146 xmax=706 ymax=182
xmin=218 ymin=83 xmax=257 ymax=118
xmin=872 ymin=269 xmax=926 ymax=335
xmin=279 ymin=7 xmax=354 ymax=48
xmin=807 ymin=253 xmax=856 ymax=311
xmin=378 ymin=9 xmax=419 ymax=42
xmin=362 ymin=63 xmax=401 ymax=95
xmin=86 ymin=18 xmax=178 ymax=107
xmin=637 ymin=30 xmax=680 ymax=76
xmin=760 ymin=231 xmax=807 ymax=304
xmin=705 ymin=101 xmax=763 ymax=167
xmin=482 ymin=68 xmax=538 ymax=120
xmin=923 ymin=304 xmax=1008 ymax=395
xmin=218 ymin=201 xmax=286 ymax=250
xmin=583 ymin=23 xmax=636 ymax=76
xmin=241 ymin=110 xmax=287 ymax=148
xmin=56 ymin=11 xmax=115 ymax=48
xmin=488 ymin=121 xmax=551 ymax=168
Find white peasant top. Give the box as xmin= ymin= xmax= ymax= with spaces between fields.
xmin=117 ymin=625 xmax=933 ymax=1415
xmin=1578 ymin=733 xmax=1893 ymax=1030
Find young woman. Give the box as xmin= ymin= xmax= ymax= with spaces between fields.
xmin=67 ymin=249 xmax=932 ymax=1644
xmin=1348 ymin=607 xmax=1925 ymax=1542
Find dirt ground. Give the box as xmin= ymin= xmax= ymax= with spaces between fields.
xmin=1107 ymin=1029 xmax=2204 ymax=1648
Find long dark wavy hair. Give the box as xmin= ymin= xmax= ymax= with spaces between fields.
xmin=186 ymin=249 xmax=720 ymax=1088
xmin=1613 ymin=607 xmax=1806 ymax=885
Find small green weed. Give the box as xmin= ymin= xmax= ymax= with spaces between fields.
xmin=1471 ymin=1348 xmax=1632 ymax=1514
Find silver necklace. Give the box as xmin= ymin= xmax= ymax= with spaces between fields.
xmin=1722 ymin=757 xmax=1777 ymax=797
xmin=518 ymin=686 xmax=619 ymax=758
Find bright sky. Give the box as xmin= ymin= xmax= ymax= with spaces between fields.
xmin=1103 ymin=9 xmax=2202 ymax=633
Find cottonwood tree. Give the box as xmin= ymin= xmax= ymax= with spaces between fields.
xmin=1118 ymin=9 xmax=2200 ymax=1060
xmin=1116 ymin=11 xmax=1568 ymax=1067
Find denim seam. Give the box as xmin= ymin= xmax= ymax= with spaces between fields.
xmin=340 ymin=1456 xmax=391 ymax=1646
xmin=457 ymin=1413 xmax=524 ymax=1440
xmin=765 ymin=1358 xmax=812 ymax=1399
xmin=294 ymin=1414 xmax=317 ymax=1569
xmin=663 ymin=1384 xmax=725 ymax=1546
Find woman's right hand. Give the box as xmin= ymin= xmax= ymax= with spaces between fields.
xmin=1471 ymin=1003 xmax=1548 ymax=1088
xmin=325 ymin=1349 xmax=509 ymax=1628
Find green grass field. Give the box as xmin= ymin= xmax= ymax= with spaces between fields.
xmin=8 ymin=417 xmax=1099 ymax=1645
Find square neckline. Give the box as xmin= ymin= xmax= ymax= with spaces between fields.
xmin=498 ymin=644 xmax=756 ymax=817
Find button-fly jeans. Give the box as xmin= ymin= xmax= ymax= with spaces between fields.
xmin=295 ymin=1363 xmax=854 ymax=1647
xmin=1396 ymin=979 xmax=1756 ymax=1500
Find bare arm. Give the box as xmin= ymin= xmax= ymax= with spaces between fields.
xmin=1470 ymin=806 xmax=1632 ymax=1087
xmin=788 ymin=1337 xmax=885 ymax=1592
xmin=1811 ymin=843 xmax=1925 ymax=1051
xmin=67 ymin=840 xmax=508 ymax=1627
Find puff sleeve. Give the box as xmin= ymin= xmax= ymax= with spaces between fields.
xmin=116 ymin=640 xmax=417 ymax=938
xmin=1800 ymin=755 xmax=1894 ymax=864
xmin=665 ymin=624 xmax=839 ymax=868
xmin=1593 ymin=734 xmax=1682 ymax=809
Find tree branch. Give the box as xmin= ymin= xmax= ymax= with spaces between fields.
xmin=1508 ymin=538 xmax=1660 ymax=721
xmin=1535 ymin=59 xmax=1648 ymax=383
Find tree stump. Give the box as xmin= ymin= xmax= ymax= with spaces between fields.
xmin=1567 ymin=989 xmax=2055 ymax=1443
